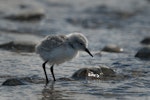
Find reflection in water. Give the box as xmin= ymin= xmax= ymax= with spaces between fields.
xmin=41 ymin=81 xmax=70 ymax=100
xmin=42 ymin=82 xmax=61 ymax=100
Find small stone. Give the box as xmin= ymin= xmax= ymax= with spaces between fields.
xmin=0 ymin=41 xmax=36 ymax=52
xmin=140 ymin=37 xmax=150 ymax=45
xmin=2 ymin=78 xmax=26 ymax=86
xmin=135 ymin=47 xmax=150 ymax=59
xmin=101 ymin=44 xmax=124 ymax=53
xmin=2 ymin=76 xmax=45 ymax=86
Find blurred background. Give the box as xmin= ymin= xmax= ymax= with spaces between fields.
xmin=0 ymin=0 xmax=149 ymax=100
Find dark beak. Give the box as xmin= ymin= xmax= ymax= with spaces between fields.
xmin=85 ymin=48 xmax=93 ymax=57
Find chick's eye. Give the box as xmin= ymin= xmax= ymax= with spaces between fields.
xmin=80 ymin=43 xmax=83 ymax=45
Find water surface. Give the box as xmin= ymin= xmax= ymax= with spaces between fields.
xmin=0 ymin=0 xmax=150 ymax=100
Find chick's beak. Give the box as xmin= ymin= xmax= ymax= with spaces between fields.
xmin=85 ymin=48 xmax=93 ymax=57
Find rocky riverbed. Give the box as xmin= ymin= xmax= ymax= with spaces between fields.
xmin=0 ymin=0 xmax=150 ymax=100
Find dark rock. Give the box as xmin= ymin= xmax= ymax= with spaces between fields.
xmin=72 ymin=66 xmax=116 ymax=80
xmin=0 ymin=41 xmax=36 ymax=52
xmin=3 ymin=8 xmax=45 ymax=21
xmin=2 ymin=78 xmax=26 ymax=86
xmin=2 ymin=76 xmax=45 ymax=86
xmin=72 ymin=68 xmax=94 ymax=80
xmin=140 ymin=37 xmax=150 ymax=45
xmin=101 ymin=44 xmax=124 ymax=53
xmin=135 ymin=47 xmax=150 ymax=59
xmin=100 ymin=67 xmax=116 ymax=77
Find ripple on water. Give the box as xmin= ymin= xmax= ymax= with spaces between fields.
xmin=0 ymin=0 xmax=150 ymax=100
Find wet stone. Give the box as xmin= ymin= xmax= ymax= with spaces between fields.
xmin=2 ymin=76 xmax=45 ymax=86
xmin=72 ymin=66 xmax=116 ymax=80
xmin=0 ymin=41 xmax=36 ymax=52
xmin=100 ymin=67 xmax=116 ymax=77
xmin=140 ymin=37 xmax=150 ymax=45
xmin=3 ymin=8 xmax=45 ymax=21
xmin=135 ymin=47 xmax=150 ymax=59
xmin=101 ymin=44 xmax=124 ymax=53
xmin=2 ymin=78 xmax=27 ymax=86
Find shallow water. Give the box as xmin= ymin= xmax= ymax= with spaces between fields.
xmin=0 ymin=0 xmax=150 ymax=100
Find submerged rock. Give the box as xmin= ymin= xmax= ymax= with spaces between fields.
xmin=72 ymin=66 xmax=116 ymax=80
xmin=140 ymin=37 xmax=150 ymax=45
xmin=0 ymin=41 xmax=36 ymax=52
xmin=101 ymin=44 xmax=124 ymax=53
xmin=135 ymin=47 xmax=150 ymax=59
xmin=2 ymin=78 xmax=26 ymax=86
xmin=58 ymin=77 xmax=73 ymax=81
xmin=2 ymin=76 xmax=44 ymax=86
